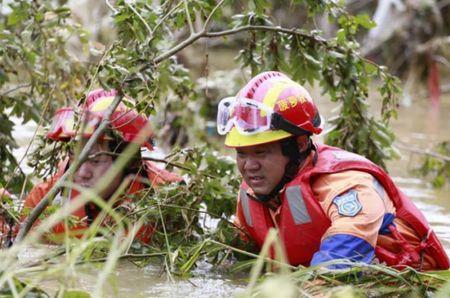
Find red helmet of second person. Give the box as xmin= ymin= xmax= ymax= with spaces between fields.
xmin=46 ymin=89 xmax=153 ymax=150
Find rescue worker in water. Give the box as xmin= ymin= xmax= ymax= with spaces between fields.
xmin=217 ymin=71 xmax=449 ymax=270
xmin=5 ymin=89 xmax=181 ymax=244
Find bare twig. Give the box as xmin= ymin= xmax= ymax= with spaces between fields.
xmin=154 ymin=31 xmax=203 ymax=64
xmin=183 ymin=0 xmax=195 ymax=34
xmin=126 ymin=1 xmax=152 ymax=36
xmin=15 ymin=89 xmax=125 ymax=242
xmin=147 ymin=0 xmax=184 ymax=45
xmin=105 ymin=0 xmax=118 ymax=14
xmin=203 ymin=0 xmax=226 ymax=31
xmin=153 ymin=24 xmax=380 ymax=69
xmin=78 ymin=252 xmax=167 ymax=264
xmin=415 ymin=36 xmax=450 ymax=54
xmin=203 ymin=25 xmax=325 ymax=42
xmin=0 ymin=84 xmax=31 ymax=96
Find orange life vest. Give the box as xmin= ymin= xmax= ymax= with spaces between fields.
xmin=237 ymin=144 xmax=450 ymax=269
xmin=22 ymin=160 xmax=182 ymax=243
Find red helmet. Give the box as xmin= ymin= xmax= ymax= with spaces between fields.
xmin=217 ymin=71 xmax=322 ymax=147
xmin=46 ymin=89 xmax=153 ymax=150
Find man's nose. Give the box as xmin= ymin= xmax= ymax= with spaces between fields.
xmin=243 ymin=157 xmax=261 ymax=171
xmin=75 ymin=162 xmax=93 ymax=180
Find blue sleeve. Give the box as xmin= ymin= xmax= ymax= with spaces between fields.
xmin=310 ymin=234 xmax=375 ymax=269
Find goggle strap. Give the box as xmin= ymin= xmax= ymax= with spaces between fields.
xmin=271 ymin=113 xmax=312 ymax=136
xmin=313 ymin=113 xmax=321 ymax=127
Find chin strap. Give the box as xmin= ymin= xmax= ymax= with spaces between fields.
xmin=254 ymin=138 xmax=315 ymax=205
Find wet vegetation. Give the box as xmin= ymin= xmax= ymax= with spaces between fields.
xmin=0 ymin=0 xmax=449 ymax=296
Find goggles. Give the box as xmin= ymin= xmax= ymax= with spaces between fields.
xmin=217 ymin=97 xmax=312 ymax=137
xmin=217 ymin=97 xmax=273 ymax=135
xmin=47 ymin=107 xmax=101 ymax=140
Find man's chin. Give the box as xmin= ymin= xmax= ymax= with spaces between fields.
xmin=251 ymin=187 xmax=270 ymax=197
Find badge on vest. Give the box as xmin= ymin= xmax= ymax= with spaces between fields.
xmin=333 ymin=190 xmax=362 ymax=217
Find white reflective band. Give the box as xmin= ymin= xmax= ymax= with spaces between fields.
xmin=373 ymin=177 xmax=386 ymax=200
xmin=285 ymin=186 xmax=311 ymax=225
xmin=239 ymin=188 xmax=253 ymax=227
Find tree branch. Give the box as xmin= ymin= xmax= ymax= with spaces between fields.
xmin=147 ymin=0 xmax=184 ymax=45
xmin=153 ymin=23 xmax=383 ymax=73
xmin=15 ymin=89 xmax=125 ymax=242
xmin=154 ymin=25 xmax=326 ymax=64
xmin=203 ymin=0 xmax=226 ymax=31
xmin=184 ymin=0 xmax=195 ymax=34
xmin=154 ymin=32 xmax=203 ymax=63
xmin=0 ymin=84 xmax=31 ymax=96
xmin=126 ymin=1 xmax=152 ymax=36
xmin=105 ymin=0 xmax=118 ymax=14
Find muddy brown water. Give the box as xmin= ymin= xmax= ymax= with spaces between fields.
xmin=10 ymin=87 xmax=450 ymax=296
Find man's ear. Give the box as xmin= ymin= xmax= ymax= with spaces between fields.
xmin=295 ymin=136 xmax=309 ymax=151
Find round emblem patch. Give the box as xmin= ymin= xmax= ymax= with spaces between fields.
xmin=333 ymin=190 xmax=362 ymax=217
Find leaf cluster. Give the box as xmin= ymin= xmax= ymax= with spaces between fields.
xmin=416 ymin=141 xmax=450 ymax=188
xmin=122 ymin=147 xmax=246 ymax=268
xmin=0 ymin=0 xmax=89 ymax=193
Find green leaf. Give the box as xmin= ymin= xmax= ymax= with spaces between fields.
xmin=355 ymin=14 xmax=376 ymax=29
xmin=253 ymin=0 xmax=271 ymax=14
xmin=432 ymin=175 xmax=445 ymax=188
xmin=336 ymin=29 xmax=347 ymax=43
xmin=7 ymin=8 xmax=27 ymax=26
xmin=114 ymin=12 xmax=131 ymax=23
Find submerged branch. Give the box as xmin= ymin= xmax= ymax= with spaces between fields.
xmin=81 ymin=252 xmax=167 ymax=264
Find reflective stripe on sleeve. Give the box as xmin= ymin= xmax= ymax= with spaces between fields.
xmin=240 ymin=188 xmax=253 ymax=227
xmin=372 ymin=177 xmax=386 ymax=200
xmin=286 ymin=186 xmax=311 ymax=225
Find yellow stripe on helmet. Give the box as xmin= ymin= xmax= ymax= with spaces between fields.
xmin=224 ymin=126 xmax=291 ymax=148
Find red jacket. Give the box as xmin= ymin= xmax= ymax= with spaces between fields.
xmin=237 ymin=144 xmax=449 ymax=270
xmin=22 ymin=160 xmax=182 ymax=243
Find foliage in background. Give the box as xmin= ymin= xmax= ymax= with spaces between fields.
xmin=416 ymin=141 xmax=450 ymax=188
xmin=0 ymin=0 xmax=90 ymax=194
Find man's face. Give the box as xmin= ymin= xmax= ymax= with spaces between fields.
xmin=236 ymin=142 xmax=289 ymax=196
xmin=72 ymin=141 xmax=123 ymax=200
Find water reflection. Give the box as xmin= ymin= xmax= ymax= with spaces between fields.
xmin=19 ymin=247 xmax=246 ymax=297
